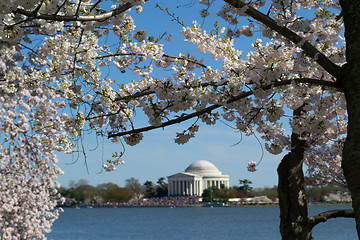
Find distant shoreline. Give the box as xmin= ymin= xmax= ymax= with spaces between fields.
xmin=61 ymin=202 xmax=352 ymax=209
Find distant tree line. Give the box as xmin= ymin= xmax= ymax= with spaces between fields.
xmin=58 ymin=178 xmax=346 ymax=205
xmin=201 ymin=179 xmax=348 ymax=203
xmin=58 ymin=177 xmax=168 ymax=206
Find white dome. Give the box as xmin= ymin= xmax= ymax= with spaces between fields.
xmin=184 ymin=160 xmax=222 ymax=176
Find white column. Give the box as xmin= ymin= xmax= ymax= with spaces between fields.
xmin=198 ymin=181 xmax=201 ymax=195
xmin=197 ymin=180 xmax=200 ymax=195
xmin=176 ymin=181 xmax=179 ymax=195
xmin=173 ymin=181 xmax=175 ymax=195
xmin=187 ymin=181 xmax=190 ymax=195
xmin=182 ymin=180 xmax=184 ymax=195
xmin=190 ymin=181 xmax=193 ymax=196
xmin=188 ymin=180 xmax=191 ymax=195
xmin=195 ymin=180 xmax=198 ymax=195
xmin=191 ymin=180 xmax=195 ymax=196
xmin=194 ymin=180 xmax=197 ymax=196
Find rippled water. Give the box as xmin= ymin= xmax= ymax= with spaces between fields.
xmin=47 ymin=205 xmax=356 ymax=240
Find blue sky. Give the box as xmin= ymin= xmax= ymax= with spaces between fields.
xmin=56 ymin=0 xmax=284 ymax=189
xmin=57 ymin=121 xmax=283 ymax=188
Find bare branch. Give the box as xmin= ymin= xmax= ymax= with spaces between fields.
xmin=90 ymin=0 xmax=103 ymax=12
xmin=309 ymin=209 xmax=354 ymax=229
xmin=54 ymin=0 xmax=69 ymax=15
xmin=20 ymin=43 xmax=37 ymax=54
xmin=107 ymin=77 xmax=339 ymax=138
xmin=34 ymin=0 xmax=46 ymax=14
xmin=223 ymin=0 xmax=341 ymax=79
xmin=75 ymin=0 xmax=83 ymax=17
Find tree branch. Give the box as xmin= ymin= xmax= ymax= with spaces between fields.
xmin=107 ymin=77 xmax=339 ymax=138
xmin=14 ymin=2 xmax=135 ymax=22
xmin=97 ymin=53 xmax=207 ymax=68
xmin=108 ymin=103 xmax=220 ymax=138
xmin=223 ymin=0 xmax=341 ymax=79
xmin=90 ymin=0 xmax=103 ymax=12
xmin=309 ymin=209 xmax=354 ymax=229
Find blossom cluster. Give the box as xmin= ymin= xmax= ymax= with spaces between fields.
xmin=0 ymin=0 xmax=146 ymax=238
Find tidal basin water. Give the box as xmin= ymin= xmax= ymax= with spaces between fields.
xmin=47 ymin=205 xmax=356 ymax=240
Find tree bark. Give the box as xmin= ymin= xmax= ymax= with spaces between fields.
xmin=340 ymin=0 xmax=360 ymax=237
xmin=277 ymin=107 xmax=313 ymax=240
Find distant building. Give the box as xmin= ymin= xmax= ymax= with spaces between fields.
xmin=167 ymin=160 xmax=230 ymax=196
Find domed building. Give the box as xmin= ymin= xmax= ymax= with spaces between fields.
xmin=167 ymin=160 xmax=230 ymax=196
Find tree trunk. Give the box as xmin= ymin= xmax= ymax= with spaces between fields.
xmin=340 ymin=0 xmax=360 ymax=237
xmin=277 ymin=107 xmax=312 ymax=240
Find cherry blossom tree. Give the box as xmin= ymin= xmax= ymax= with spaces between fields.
xmin=0 ymin=0 xmax=360 ymax=239
xmin=0 ymin=0 xmax=144 ymax=238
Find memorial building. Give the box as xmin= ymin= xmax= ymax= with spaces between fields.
xmin=167 ymin=160 xmax=230 ymax=196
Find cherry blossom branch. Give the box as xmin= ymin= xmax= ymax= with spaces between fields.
xmin=223 ymin=0 xmax=341 ymax=79
xmin=115 ymin=89 xmax=154 ymax=102
xmin=107 ymin=103 xmax=219 ymax=138
xmin=309 ymin=209 xmax=354 ymax=229
xmin=115 ymin=77 xmax=337 ymax=104
xmin=14 ymin=1 xmax=137 ymax=22
xmin=108 ymin=77 xmax=339 ymax=138
xmin=113 ymin=74 xmax=225 ymax=102
xmin=96 ymin=53 xmax=207 ymax=68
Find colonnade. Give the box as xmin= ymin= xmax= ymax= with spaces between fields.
xmin=204 ymin=179 xmax=230 ymax=189
xmin=168 ymin=180 xmax=201 ymax=196
xmin=168 ymin=179 xmax=230 ymax=196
